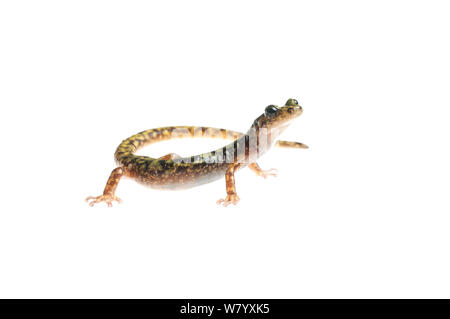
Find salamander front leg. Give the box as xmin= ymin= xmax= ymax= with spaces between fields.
xmin=217 ymin=164 xmax=240 ymax=207
xmin=86 ymin=167 xmax=123 ymax=207
xmin=248 ymin=162 xmax=278 ymax=179
xmin=276 ymin=140 xmax=309 ymax=149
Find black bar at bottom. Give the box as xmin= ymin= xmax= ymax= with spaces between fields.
xmin=0 ymin=299 xmax=448 ymax=317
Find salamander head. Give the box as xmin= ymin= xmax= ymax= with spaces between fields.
xmin=252 ymin=98 xmax=303 ymax=132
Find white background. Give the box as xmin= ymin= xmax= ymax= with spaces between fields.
xmin=1 ymin=0 xmax=449 ymax=298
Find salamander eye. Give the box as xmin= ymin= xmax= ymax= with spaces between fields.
xmin=265 ymin=105 xmax=279 ymax=117
xmin=286 ymin=98 xmax=299 ymax=106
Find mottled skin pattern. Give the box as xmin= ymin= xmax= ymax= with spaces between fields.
xmin=86 ymin=99 xmax=307 ymax=207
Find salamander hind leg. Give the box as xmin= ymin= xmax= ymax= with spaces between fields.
xmin=86 ymin=167 xmax=123 ymax=207
xmin=217 ymin=164 xmax=241 ymax=207
xmin=158 ymin=153 xmax=182 ymax=161
xmin=248 ymin=162 xmax=278 ymax=179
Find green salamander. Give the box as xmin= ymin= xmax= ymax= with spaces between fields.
xmin=86 ymin=98 xmax=307 ymax=207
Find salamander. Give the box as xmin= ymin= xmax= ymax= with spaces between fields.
xmin=86 ymin=98 xmax=308 ymax=207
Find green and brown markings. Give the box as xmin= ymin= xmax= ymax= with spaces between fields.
xmin=86 ymin=98 xmax=307 ymax=207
